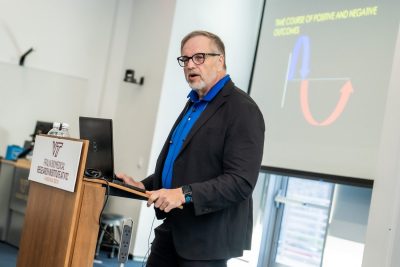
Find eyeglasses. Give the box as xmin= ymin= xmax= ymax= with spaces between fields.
xmin=177 ymin=53 xmax=221 ymax=67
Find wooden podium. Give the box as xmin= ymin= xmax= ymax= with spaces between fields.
xmin=16 ymin=136 xmax=152 ymax=267
xmin=17 ymin=138 xmax=105 ymax=267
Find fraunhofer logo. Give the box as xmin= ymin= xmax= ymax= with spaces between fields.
xmin=52 ymin=141 xmax=63 ymax=157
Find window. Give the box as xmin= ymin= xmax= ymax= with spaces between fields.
xmin=228 ymin=170 xmax=373 ymax=267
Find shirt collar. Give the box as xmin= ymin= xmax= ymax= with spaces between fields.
xmin=188 ymin=74 xmax=231 ymax=103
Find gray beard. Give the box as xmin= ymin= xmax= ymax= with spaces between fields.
xmin=189 ymin=80 xmax=207 ymax=92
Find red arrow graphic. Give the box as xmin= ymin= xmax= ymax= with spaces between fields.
xmin=300 ymin=80 xmax=354 ymax=126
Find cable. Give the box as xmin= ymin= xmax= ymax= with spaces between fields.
xmin=142 ymin=215 xmax=156 ymax=267
xmin=98 ymin=177 xmax=109 ymax=226
xmin=97 ymin=178 xmax=120 ymax=247
xmin=85 ymin=168 xmax=102 ymax=179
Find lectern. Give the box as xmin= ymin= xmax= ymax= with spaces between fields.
xmin=16 ymin=135 xmax=152 ymax=267
xmin=17 ymin=137 xmax=105 ymax=267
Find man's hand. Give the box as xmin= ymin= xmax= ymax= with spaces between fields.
xmin=147 ymin=188 xmax=185 ymax=213
xmin=115 ymin=172 xmax=145 ymax=190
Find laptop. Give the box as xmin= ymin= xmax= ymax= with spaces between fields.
xmin=32 ymin=121 xmax=54 ymax=140
xmin=79 ymin=116 xmax=115 ymax=180
xmin=79 ymin=116 xmax=146 ymax=197
xmin=18 ymin=120 xmax=54 ymax=159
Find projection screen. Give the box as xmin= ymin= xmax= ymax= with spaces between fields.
xmin=250 ymin=0 xmax=400 ymax=179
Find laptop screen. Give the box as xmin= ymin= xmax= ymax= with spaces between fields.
xmin=33 ymin=121 xmax=53 ymax=139
xmin=79 ymin=116 xmax=114 ymax=180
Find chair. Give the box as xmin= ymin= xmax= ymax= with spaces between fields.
xmin=95 ymin=213 xmax=126 ymax=258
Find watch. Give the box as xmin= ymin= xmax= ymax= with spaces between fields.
xmin=182 ymin=185 xmax=193 ymax=204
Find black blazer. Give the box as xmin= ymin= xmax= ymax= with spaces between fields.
xmin=142 ymin=80 xmax=265 ymax=260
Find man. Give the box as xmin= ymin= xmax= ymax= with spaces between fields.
xmin=118 ymin=30 xmax=265 ymax=267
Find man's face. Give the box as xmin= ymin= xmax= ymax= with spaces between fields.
xmin=181 ymin=36 xmax=225 ymax=97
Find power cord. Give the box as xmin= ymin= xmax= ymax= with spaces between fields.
xmin=141 ymin=215 xmax=156 ymax=267
xmin=98 ymin=177 xmax=109 ymax=226
xmin=97 ymin=177 xmax=120 ymax=248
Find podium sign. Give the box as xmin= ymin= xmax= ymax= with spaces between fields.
xmin=28 ymin=135 xmax=83 ymax=192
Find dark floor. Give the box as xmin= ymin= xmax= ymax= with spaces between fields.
xmin=0 ymin=241 xmax=17 ymax=267
xmin=0 ymin=241 xmax=145 ymax=267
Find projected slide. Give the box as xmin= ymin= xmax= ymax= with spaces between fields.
xmin=250 ymin=0 xmax=400 ymax=178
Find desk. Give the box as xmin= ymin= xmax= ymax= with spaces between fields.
xmin=0 ymin=160 xmax=15 ymax=241
xmin=0 ymin=159 xmax=31 ymax=246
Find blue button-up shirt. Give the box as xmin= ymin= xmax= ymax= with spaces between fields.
xmin=162 ymin=75 xmax=231 ymax=188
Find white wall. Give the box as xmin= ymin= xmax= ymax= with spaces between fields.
xmin=0 ymin=62 xmax=86 ymax=151
xmin=0 ymin=0 xmax=119 ymax=154
xmin=104 ymin=0 xmax=177 ymax=256
xmin=0 ymin=0 xmax=116 ymax=78
xmin=362 ymin=26 xmax=400 ymax=267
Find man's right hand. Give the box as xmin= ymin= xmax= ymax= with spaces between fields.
xmin=115 ymin=172 xmax=145 ymax=190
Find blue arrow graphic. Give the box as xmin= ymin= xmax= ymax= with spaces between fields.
xmin=288 ymin=35 xmax=311 ymax=80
